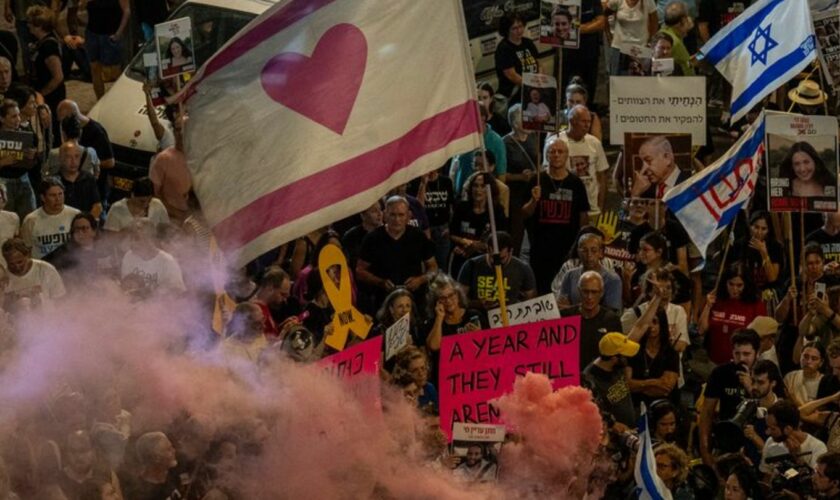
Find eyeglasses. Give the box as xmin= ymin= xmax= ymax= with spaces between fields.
xmin=439 ymin=292 xmax=457 ymax=302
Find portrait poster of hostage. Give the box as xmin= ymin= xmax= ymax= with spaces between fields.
xmin=766 ymin=112 xmax=839 ymax=213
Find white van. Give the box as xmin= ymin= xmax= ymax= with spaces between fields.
xmin=87 ymin=0 xmax=277 ymax=194
xmin=90 ymin=0 xmax=552 ymax=194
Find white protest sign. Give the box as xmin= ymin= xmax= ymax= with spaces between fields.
xmin=452 ymin=423 xmax=506 ymax=443
xmin=609 ymin=76 xmax=706 ymax=146
xmin=487 ymin=293 xmax=560 ymax=328
xmin=384 ymin=313 xmax=411 ymax=361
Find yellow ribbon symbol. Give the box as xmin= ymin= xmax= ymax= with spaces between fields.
xmin=319 ymin=243 xmax=371 ymax=350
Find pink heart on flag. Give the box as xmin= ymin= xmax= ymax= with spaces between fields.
xmin=260 ymin=23 xmax=367 ymax=135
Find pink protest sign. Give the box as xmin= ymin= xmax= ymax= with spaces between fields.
xmin=439 ymin=317 xmax=580 ymax=440
xmin=319 ymin=336 xmax=383 ymax=413
xmin=319 ymin=336 xmax=382 ymax=377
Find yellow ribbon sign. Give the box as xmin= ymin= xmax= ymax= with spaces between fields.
xmin=318 ymin=243 xmax=371 ymax=350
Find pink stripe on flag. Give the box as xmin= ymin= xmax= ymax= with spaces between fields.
xmin=192 ymin=0 xmax=337 ymax=88
xmin=212 ymin=100 xmax=480 ymax=252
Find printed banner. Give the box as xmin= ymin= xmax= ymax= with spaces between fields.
xmin=521 ymin=73 xmax=559 ymax=133
xmin=766 ymin=112 xmax=839 ymax=212
xmin=609 ymin=76 xmax=706 ymax=146
xmin=384 ymin=313 xmax=411 ymax=361
xmin=596 ymin=209 xmax=635 ymax=262
xmin=439 ymin=317 xmax=580 ymax=440
xmin=814 ymin=10 xmax=840 ymax=88
xmin=539 ymin=0 xmax=581 ymax=48
xmin=486 ymin=293 xmax=560 ymax=328
xmin=155 ymin=17 xmax=196 ymax=79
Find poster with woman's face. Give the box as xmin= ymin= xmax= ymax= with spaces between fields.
xmin=766 ymin=112 xmax=839 ymax=212
xmin=539 ymin=0 xmax=581 ymax=49
xmin=520 ymin=72 xmax=558 ymax=133
xmin=155 ymin=17 xmax=196 ymax=80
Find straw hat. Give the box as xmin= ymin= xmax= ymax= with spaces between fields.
xmin=788 ymin=80 xmax=827 ymax=106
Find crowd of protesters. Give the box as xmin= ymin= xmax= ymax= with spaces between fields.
xmin=2 ymin=0 xmax=840 ymax=499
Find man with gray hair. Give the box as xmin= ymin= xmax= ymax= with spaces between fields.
xmin=543 ymin=104 xmax=609 ymax=215
xmin=122 ymin=431 xmax=181 ymax=500
xmin=560 ymin=269 xmax=622 ymax=368
xmin=356 ymin=195 xmax=438 ymax=309
xmin=555 ymin=232 xmax=622 ymax=310
xmin=659 ymin=1 xmax=695 ymax=76
xmin=630 ymin=135 xmax=690 ymax=199
xmin=0 ymin=57 xmax=12 ymax=98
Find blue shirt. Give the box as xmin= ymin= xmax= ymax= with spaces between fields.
xmin=453 ymin=125 xmax=507 ymax=194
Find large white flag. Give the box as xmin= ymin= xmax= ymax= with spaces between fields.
xmin=663 ymin=113 xmax=765 ymax=261
xmin=698 ymin=0 xmax=816 ymax=122
xmin=184 ymin=0 xmax=482 ymax=265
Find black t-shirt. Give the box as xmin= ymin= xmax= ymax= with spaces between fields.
xmin=80 ymin=119 xmax=114 ymax=163
xmin=450 ymin=201 xmax=508 ymax=240
xmin=358 ymin=225 xmax=435 ymax=286
xmin=579 ymin=0 xmax=605 ymax=50
xmin=62 ymin=171 xmax=101 ymax=213
xmin=705 ymin=362 xmax=748 ymax=421
xmin=818 ymin=375 xmax=840 ymax=412
xmin=420 ymin=176 xmax=454 ymax=227
xmin=808 ymin=228 xmax=840 ymax=265
xmin=527 ymin=173 xmax=590 ymax=260
xmin=494 ymin=38 xmax=539 ymax=98
xmin=582 ymin=361 xmax=637 ymax=427
xmin=728 ymin=237 xmax=784 ymax=290
xmin=120 ymin=474 xmax=183 ymax=500
xmin=341 ymin=224 xmax=371 ymax=272
xmin=628 ymin=342 xmax=680 ymax=407
xmin=560 ymin=306 xmax=622 ymax=369
xmin=457 ymin=254 xmax=536 ymax=304
xmin=698 ymin=0 xmax=751 ymax=36
xmin=503 ymin=133 xmax=539 ymax=207
xmin=32 ymin=33 xmax=65 ymax=102
xmin=86 ymin=0 xmax=123 ymax=35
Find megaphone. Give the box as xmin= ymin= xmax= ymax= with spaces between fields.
xmin=713 ymin=399 xmax=759 ymax=453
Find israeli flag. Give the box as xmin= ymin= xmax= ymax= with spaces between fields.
xmin=699 ymin=0 xmax=816 ymax=122
xmin=634 ymin=403 xmax=673 ymax=500
xmin=663 ymin=112 xmax=765 ymax=263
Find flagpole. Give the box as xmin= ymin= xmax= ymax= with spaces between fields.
xmin=784 ymin=212 xmax=798 ymax=324
xmin=475 ymin=105 xmax=509 ymax=327
xmin=713 ymin=221 xmax=734 ymax=294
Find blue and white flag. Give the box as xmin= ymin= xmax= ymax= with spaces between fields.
xmin=634 ymin=403 xmax=673 ymax=500
xmin=699 ymin=0 xmax=816 ymax=122
xmin=663 ymin=112 xmax=766 ymax=262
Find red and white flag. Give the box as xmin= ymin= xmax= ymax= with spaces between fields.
xmin=184 ymin=0 xmax=482 ymax=265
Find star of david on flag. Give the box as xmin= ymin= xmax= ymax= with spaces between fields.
xmin=748 ymin=24 xmax=777 ymax=65
xmin=698 ymin=0 xmax=816 ymax=122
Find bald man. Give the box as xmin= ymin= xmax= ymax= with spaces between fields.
xmin=58 ymin=141 xmax=102 ymax=217
xmin=58 ymin=99 xmax=114 ymax=201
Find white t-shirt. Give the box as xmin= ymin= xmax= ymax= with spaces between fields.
xmin=121 ymin=249 xmax=186 ymax=293
xmin=5 ymin=259 xmax=66 ymax=306
xmin=20 ymin=206 xmax=81 ymax=259
xmin=607 ymin=0 xmax=657 ymax=48
xmin=760 ymin=433 xmax=827 ymax=474
xmin=104 ymin=198 xmax=170 ymax=232
xmin=784 ymin=370 xmax=822 ymax=405
xmin=0 ymin=209 xmax=19 ymax=269
xmin=545 ymin=133 xmax=609 ymax=215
